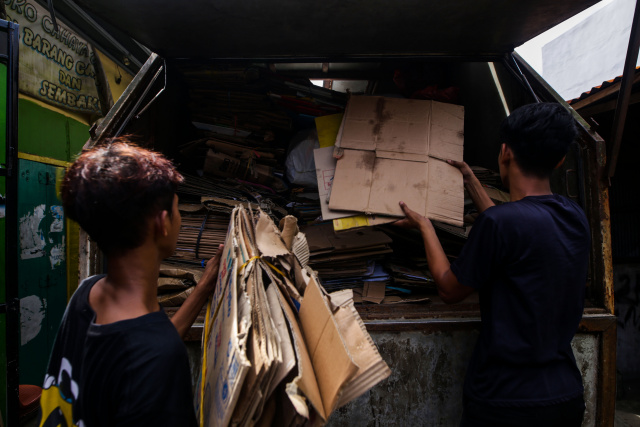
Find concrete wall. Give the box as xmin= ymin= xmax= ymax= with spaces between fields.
xmin=187 ymin=330 xmax=600 ymax=426
xmin=327 ymin=330 xmax=598 ymax=427
xmin=541 ymin=0 xmax=638 ymax=100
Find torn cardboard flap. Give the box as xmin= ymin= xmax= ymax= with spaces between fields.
xmin=255 ymin=210 xmax=290 ymax=258
xmin=329 ymin=95 xmax=465 ymax=226
xmin=299 ymin=277 xmax=358 ymax=417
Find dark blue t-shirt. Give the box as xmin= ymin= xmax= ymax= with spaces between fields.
xmin=450 ymin=194 xmax=590 ymax=407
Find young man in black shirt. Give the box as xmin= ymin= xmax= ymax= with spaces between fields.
xmin=396 ymin=103 xmax=590 ymax=426
xmin=39 ymin=141 xmax=223 ymax=427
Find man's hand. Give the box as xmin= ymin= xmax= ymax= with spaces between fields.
xmin=447 ymin=159 xmax=495 ymax=214
xmin=171 ymin=244 xmax=224 ymax=338
xmin=197 ymin=244 xmax=224 ymax=295
xmin=393 ymin=200 xmax=473 ymax=304
xmin=394 ymin=201 xmax=431 ymax=231
xmin=447 ymin=159 xmax=475 ymax=186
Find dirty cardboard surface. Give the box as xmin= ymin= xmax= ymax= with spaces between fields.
xmin=329 ymin=96 xmax=465 ymax=226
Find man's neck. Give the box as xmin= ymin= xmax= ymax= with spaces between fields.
xmin=507 ymin=167 xmax=552 ymax=202
xmin=90 ymin=243 xmax=162 ymax=324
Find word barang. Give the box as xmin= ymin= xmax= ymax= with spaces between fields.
xmin=23 ymin=27 xmax=73 ymax=70
xmin=23 ymin=28 xmax=97 ymax=78
xmin=39 ymin=80 xmax=101 ymax=113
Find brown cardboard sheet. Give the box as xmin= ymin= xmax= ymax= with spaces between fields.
xmin=329 ymin=289 xmax=391 ymax=407
xmin=362 ymin=282 xmax=386 ymax=304
xmin=329 ymin=96 xmax=465 ymax=227
xmin=299 ymin=277 xmax=358 ymax=417
xmin=275 ymin=281 xmax=325 ymax=421
xmin=304 ymin=221 xmax=392 ymax=256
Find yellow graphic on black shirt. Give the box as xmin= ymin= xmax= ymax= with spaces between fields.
xmin=39 ymin=357 xmax=85 ymax=427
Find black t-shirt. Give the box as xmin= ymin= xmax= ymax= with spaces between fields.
xmin=39 ymin=275 xmax=198 ymax=427
xmin=450 ymin=195 xmax=590 ymax=407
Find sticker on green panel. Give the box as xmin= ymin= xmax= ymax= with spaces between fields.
xmin=19 ymin=203 xmax=66 ymax=266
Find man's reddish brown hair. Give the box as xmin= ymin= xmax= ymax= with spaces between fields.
xmin=61 ymin=139 xmax=184 ymax=256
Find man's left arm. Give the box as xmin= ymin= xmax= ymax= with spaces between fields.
xmin=396 ymin=202 xmax=474 ymax=304
xmin=170 ymin=244 xmax=224 ymax=338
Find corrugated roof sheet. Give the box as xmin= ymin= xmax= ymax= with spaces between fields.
xmin=567 ymin=65 xmax=640 ymax=105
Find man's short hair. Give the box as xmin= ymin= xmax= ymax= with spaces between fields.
xmin=500 ymin=103 xmax=577 ymax=178
xmin=61 ymin=140 xmax=184 ymax=256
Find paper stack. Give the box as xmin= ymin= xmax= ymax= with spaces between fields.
xmin=198 ymin=206 xmax=391 ymax=426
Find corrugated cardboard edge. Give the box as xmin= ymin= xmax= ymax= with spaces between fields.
xmin=276 ymin=283 xmax=326 ymax=421
xmin=299 ymin=278 xmax=359 ymax=417
xmin=329 ymin=289 xmax=391 ymax=407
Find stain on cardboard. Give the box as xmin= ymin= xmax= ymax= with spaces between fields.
xmin=355 ymin=152 xmax=376 ymax=171
xmin=372 ymin=98 xmax=392 ymax=137
xmin=413 ymin=181 xmax=427 ymax=191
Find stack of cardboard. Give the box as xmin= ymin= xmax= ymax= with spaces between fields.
xmin=175 ymin=64 xmax=349 ymax=195
xmin=317 ymin=95 xmax=465 ymax=227
xmin=156 ymin=264 xmax=203 ymax=307
xmin=302 ymin=222 xmax=392 ymax=290
xmin=198 ymin=206 xmax=391 ymax=426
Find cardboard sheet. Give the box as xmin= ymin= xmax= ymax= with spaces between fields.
xmin=362 ymin=282 xmax=386 ymax=304
xmin=276 ymin=282 xmax=325 ymax=420
xmin=200 ymin=209 xmax=252 ymax=427
xmin=304 ymin=221 xmax=392 ymax=257
xmin=329 ymin=289 xmax=391 ymax=407
xmin=315 ymin=145 xmax=398 ymax=227
xmin=299 ymin=277 xmax=358 ymax=417
xmin=265 ymin=284 xmax=296 ymax=399
xmin=329 ymin=96 xmax=465 ymax=226
xmin=313 ymin=146 xmax=353 ymax=221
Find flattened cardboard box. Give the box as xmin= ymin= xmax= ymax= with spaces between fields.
xmin=329 ymin=96 xmax=465 ymax=227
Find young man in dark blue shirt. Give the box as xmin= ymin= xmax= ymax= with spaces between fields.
xmin=396 ymin=103 xmax=590 ymax=426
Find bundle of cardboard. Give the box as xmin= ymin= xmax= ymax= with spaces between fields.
xmin=324 ymin=95 xmax=466 ymax=227
xmin=303 ymin=221 xmax=392 ymax=283
xmin=198 ymin=206 xmax=391 ymax=426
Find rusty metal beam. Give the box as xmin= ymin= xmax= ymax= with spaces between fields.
xmin=607 ymin=0 xmax=640 ymax=178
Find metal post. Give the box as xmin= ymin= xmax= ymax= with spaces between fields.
xmin=1 ymin=19 xmax=20 ymax=427
xmin=607 ymin=0 xmax=640 ymax=179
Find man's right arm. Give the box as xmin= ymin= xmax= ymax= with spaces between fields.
xmin=396 ymin=202 xmax=475 ymax=304
xmin=447 ymin=159 xmax=495 ymax=214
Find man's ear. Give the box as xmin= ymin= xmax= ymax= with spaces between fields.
xmin=499 ymin=143 xmax=512 ymax=164
xmin=155 ymin=210 xmax=171 ymax=238
xmin=554 ymin=156 xmax=566 ymax=170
